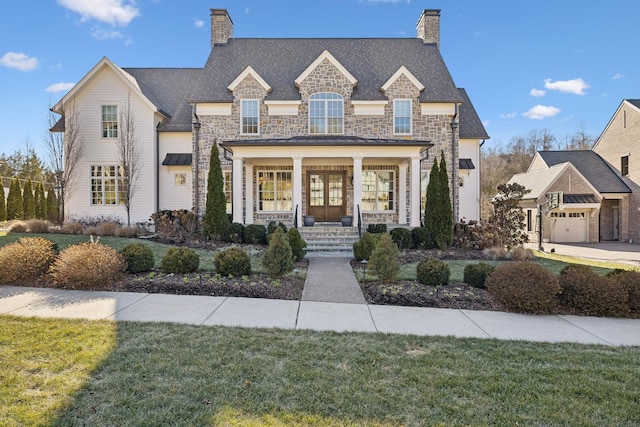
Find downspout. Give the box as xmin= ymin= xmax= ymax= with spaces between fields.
xmin=192 ymin=104 xmax=201 ymax=218
xmin=155 ymin=122 xmax=160 ymax=215
xmin=450 ymin=105 xmax=459 ymax=224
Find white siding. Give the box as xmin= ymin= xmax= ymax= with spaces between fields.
xmin=65 ymin=66 xmax=158 ymax=225
xmin=458 ymin=138 xmax=481 ymax=221
xmin=159 ymin=132 xmax=192 ymax=211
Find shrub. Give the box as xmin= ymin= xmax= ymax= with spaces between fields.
xmin=353 ymin=232 xmax=380 ymax=261
xmin=367 ymin=223 xmax=387 ymax=234
xmin=116 ymin=226 xmax=140 ymax=238
xmin=83 ymin=226 xmax=99 ymax=236
xmin=244 ymin=224 xmax=267 ymax=244
xmin=8 ymin=221 xmax=27 ymax=233
xmin=607 ymin=269 xmax=640 ymax=316
xmin=50 ymin=239 xmax=126 ymax=289
xmin=416 ymin=257 xmax=450 ymax=287
xmin=463 ymin=262 xmax=496 ymax=289
xmin=160 ymin=247 xmax=200 ymax=274
xmin=287 ymin=227 xmax=307 ymax=262
xmin=483 ymin=246 xmax=509 ymax=260
xmin=411 ymin=227 xmax=434 ymax=249
xmin=222 ymin=222 xmax=245 ymax=244
xmin=262 ymin=227 xmax=294 ymax=278
xmin=453 ymin=219 xmax=502 ymax=250
xmin=510 ymin=246 xmax=534 ymax=261
xmin=559 ymin=265 xmax=628 ymax=317
xmin=390 ymin=228 xmax=412 ymax=250
xmin=369 ymin=233 xmax=400 ymax=282
xmin=214 ymin=247 xmax=252 ymax=277
xmin=25 ymin=218 xmax=50 ymax=233
xmin=486 ymin=262 xmax=560 ymax=314
xmin=61 ymin=221 xmax=83 ymax=235
xmin=97 ymin=221 xmax=119 ymax=236
xmin=267 ymin=221 xmax=288 ymax=235
xmin=0 ymin=237 xmax=57 ymax=285
xmin=119 ymin=243 xmax=155 ymax=273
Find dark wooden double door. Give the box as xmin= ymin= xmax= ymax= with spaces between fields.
xmin=307 ymin=171 xmax=346 ymax=222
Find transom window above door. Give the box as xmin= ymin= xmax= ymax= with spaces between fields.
xmin=309 ymin=93 xmax=343 ymax=134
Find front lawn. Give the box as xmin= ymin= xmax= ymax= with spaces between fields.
xmin=1 ymin=316 xmax=638 ymax=426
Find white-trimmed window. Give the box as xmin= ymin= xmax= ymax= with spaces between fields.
xmin=241 ymin=99 xmax=259 ymax=135
xmin=101 ymin=105 xmax=118 ymax=138
xmin=224 ymin=170 xmax=232 ymax=214
xmin=174 ymin=173 xmax=187 ymax=186
xmin=362 ymin=170 xmax=394 ymax=212
xmin=257 ymin=171 xmax=292 ymax=212
xmin=309 ymin=93 xmax=343 ymax=134
xmin=91 ymin=165 xmax=123 ymax=205
xmin=394 ymin=99 xmax=412 ymax=134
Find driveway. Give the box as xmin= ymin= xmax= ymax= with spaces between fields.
xmin=527 ymin=242 xmax=640 ymax=266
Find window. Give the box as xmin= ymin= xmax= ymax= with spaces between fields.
xmin=91 ymin=165 xmax=123 ymax=205
xmin=362 ymin=170 xmax=394 ymax=212
xmin=526 ymin=209 xmax=533 ymax=232
xmin=394 ymin=99 xmax=412 ymax=134
xmin=101 ymin=105 xmax=118 ymax=138
xmin=224 ymin=170 xmax=232 ymax=214
xmin=241 ymin=99 xmax=259 ymax=134
xmin=174 ymin=173 xmax=187 ymax=186
xmin=257 ymin=171 xmax=292 ymax=212
xmin=550 ymin=212 xmax=566 ymax=218
xmin=309 ymin=93 xmax=343 ymax=134
xmin=621 ymin=155 xmax=629 ymax=176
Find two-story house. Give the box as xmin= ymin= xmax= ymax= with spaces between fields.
xmin=52 ymin=8 xmax=488 ymax=228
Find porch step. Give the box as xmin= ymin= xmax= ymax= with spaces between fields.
xmin=298 ymin=226 xmax=361 ymax=254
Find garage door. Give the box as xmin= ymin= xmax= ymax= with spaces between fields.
xmin=551 ymin=212 xmax=587 ymax=243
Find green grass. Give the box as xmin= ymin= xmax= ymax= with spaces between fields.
xmin=1 ymin=316 xmax=638 ymax=426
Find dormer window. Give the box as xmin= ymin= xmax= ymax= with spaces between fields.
xmin=309 ymin=93 xmax=343 ymax=134
xmin=394 ymin=99 xmax=412 ymax=135
xmin=241 ymin=99 xmax=259 ymax=135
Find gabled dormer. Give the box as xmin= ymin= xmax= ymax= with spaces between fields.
xmin=227 ymin=66 xmax=271 ymax=94
xmin=381 ymin=66 xmax=425 ymax=94
xmin=294 ymin=50 xmax=357 ymax=89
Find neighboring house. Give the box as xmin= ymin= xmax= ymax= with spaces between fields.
xmin=52 ymin=8 xmax=488 ymax=227
xmin=507 ymin=99 xmax=640 ymax=243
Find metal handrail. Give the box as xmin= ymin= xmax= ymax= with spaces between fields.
xmin=293 ymin=204 xmax=299 ymax=228
xmin=357 ymin=204 xmax=362 ymax=239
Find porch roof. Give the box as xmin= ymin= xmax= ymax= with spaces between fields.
xmin=221 ymin=135 xmax=433 ymax=149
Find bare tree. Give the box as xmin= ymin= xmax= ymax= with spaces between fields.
xmin=560 ymin=124 xmax=595 ymax=150
xmin=116 ymin=94 xmax=142 ymax=227
xmin=46 ymin=102 xmax=84 ymax=223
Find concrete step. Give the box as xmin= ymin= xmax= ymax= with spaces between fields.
xmin=298 ymin=226 xmax=361 ymax=254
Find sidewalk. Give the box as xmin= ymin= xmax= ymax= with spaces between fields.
xmin=1 ymin=285 xmax=639 ymax=347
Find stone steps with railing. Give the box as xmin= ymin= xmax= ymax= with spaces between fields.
xmin=298 ymin=225 xmax=360 ymax=254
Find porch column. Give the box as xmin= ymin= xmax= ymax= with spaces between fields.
xmin=232 ymin=156 xmax=244 ymax=223
xmin=399 ymin=162 xmax=408 ymax=225
xmin=410 ymin=156 xmax=421 ymax=227
xmin=244 ymin=164 xmax=254 ymax=225
xmin=352 ymin=156 xmax=363 ymax=227
xmin=292 ymin=157 xmax=303 ymax=226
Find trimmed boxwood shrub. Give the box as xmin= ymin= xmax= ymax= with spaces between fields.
xmin=287 ymin=227 xmax=307 ymax=262
xmin=412 ymin=227 xmax=433 ymax=249
xmin=463 ymin=262 xmax=495 ymax=289
xmin=50 ymin=240 xmax=126 ymax=289
xmin=214 ymin=247 xmax=251 ymax=277
xmin=119 ymin=243 xmax=155 ymax=273
xmin=390 ymin=227 xmax=412 ymax=250
xmin=262 ymin=227 xmax=294 ymax=278
xmin=607 ymin=269 xmax=640 ymax=316
xmin=416 ymin=257 xmax=449 ymax=287
xmin=369 ymin=233 xmax=400 ymax=282
xmin=486 ymin=262 xmax=560 ymax=314
xmin=267 ymin=221 xmax=288 ymax=235
xmin=353 ymin=232 xmax=380 ymax=261
xmin=0 ymin=237 xmax=57 ymax=285
xmin=244 ymin=224 xmax=267 ymax=244
xmin=160 ymin=247 xmax=200 ymax=274
xmin=559 ymin=264 xmax=628 ymax=317
xmin=222 ymin=222 xmax=245 ymax=244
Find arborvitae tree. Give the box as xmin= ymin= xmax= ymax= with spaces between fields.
xmin=7 ymin=177 xmax=24 ymax=220
xmin=435 ymin=151 xmax=453 ymax=248
xmin=262 ymin=227 xmax=294 ymax=278
xmin=34 ymin=181 xmax=46 ymax=220
xmin=22 ymin=178 xmax=36 ymax=219
xmin=423 ymin=157 xmax=440 ymax=247
xmin=0 ymin=180 xmax=6 ymax=221
xmin=202 ymin=142 xmax=229 ymax=239
xmin=46 ymin=187 xmax=59 ymax=223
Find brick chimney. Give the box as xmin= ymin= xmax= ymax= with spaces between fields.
xmin=210 ymin=9 xmax=233 ymax=47
xmin=416 ymin=9 xmax=441 ymax=48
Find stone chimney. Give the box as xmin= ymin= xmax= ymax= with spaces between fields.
xmin=210 ymin=9 xmax=233 ymax=47
xmin=416 ymin=9 xmax=441 ymax=48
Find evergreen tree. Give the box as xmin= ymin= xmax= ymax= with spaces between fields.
xmin=22 ymin=178 xmax=36 ymax=219
xmin=7 ymin=177 xmax=24 ymax=220
xmin=34 ymin=181 xmax=46 ymax=220
xmin=0 ymin=180 xmax=6 ymax=221
xmin=435 ymin=151 xmax=453 ymax=248
xmin=423 ymin=157 xmax=440 ymax=247
xmin=46 ymin=187 xmax=59 ymax=223
xmin=202 ymin=142 xmax=229 ymax=239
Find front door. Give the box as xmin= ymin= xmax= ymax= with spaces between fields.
xmin=307 ymin=171 xmax=346 ymax=222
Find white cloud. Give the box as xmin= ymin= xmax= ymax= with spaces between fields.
xmin=245 ymin=8 xmax=250 ymax=14
xmin=544 ymin=78 xmax=589 ymax=95
xmin=530 ymin=88 xmax=546 ymax=97
xmin=91 ymin=27 xmax=124 ymax=40
xmin=523 ymin=105 xmax=561 ymax=120
xmin=500 ymin=112 xmax=517 ymax=119
xmin=57 ymin=0 xmax=140 ymax=26
xmin=45 ymin=82 xmax=76 ymax=93
xmin=613 ymin=73 xmax=624 ymax=80
xmin=0 ymin=52 xmax=39 ymax=71
xmin=194 ymin=19 xmax=204 ymax=28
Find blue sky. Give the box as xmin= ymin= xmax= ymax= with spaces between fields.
xmin=1 ymin=0 xmax=638 ymax=157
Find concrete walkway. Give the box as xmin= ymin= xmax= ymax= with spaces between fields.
xmin=302 ymin=256 xmax=366 ymax=304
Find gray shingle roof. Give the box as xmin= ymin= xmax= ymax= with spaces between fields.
xmin=627 ymin=99 xmax=640 ymax=109
xmin=458 ymin=88 xmax=489 ymax=139
xmin=538 ymin=150 xmax=631 ymax=193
